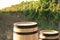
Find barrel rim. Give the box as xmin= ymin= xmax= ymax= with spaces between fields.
xmin=41 ymin=30 xmax=59 ymax=34
xmin=14 ymin=22 xmax=37 ymax=26
xmin=14 ymin=30 xmax=38 ymax=35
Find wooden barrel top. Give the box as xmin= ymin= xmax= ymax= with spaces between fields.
xmin=14 ymin=22 xmax=37 ymax=26
xmin=40 ymin=30 xmax=59 ymax=34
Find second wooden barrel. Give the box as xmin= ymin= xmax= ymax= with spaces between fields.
xmin=13 ymin=22 xmax=38 ymax=40
xmin=39 ymin=30 xmax=59 ymax=40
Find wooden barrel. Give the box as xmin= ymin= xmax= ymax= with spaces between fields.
xmin=13 ymin=22 xmax=38 ymax=40
xmin=39 ymin=30 xmax=59 ymax=40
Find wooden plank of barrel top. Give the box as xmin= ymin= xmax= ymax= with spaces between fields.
xmin=39 ymin=30 xmax=59 ymax=40
xmin=13 ymin=22 xmax=38 ymax=40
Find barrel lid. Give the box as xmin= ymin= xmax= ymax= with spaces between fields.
xmin=41 ymin=30 xmax=59 ymax=34
xmin=14 ymin=22 xmax=37 ymax=26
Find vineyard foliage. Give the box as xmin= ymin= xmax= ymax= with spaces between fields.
xmin=0 ymin=0 xmax=60 ymax=30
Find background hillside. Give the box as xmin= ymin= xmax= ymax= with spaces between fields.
xmin=0 ymin=0 xmax=60 ymax=40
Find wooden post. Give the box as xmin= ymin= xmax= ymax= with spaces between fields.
xmin=13 ymin=22 xmax=38 ymax=40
